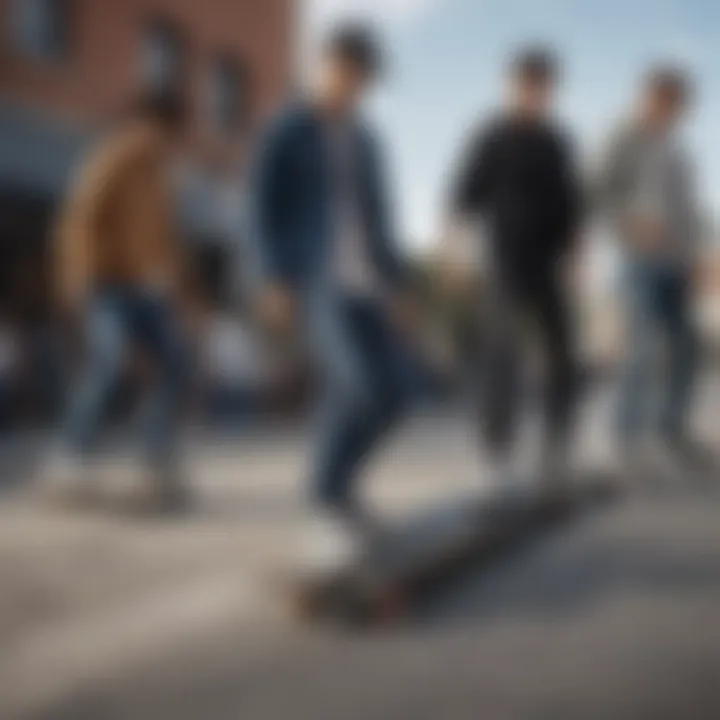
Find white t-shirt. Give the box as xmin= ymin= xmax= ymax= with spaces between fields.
xmin=327 ymin=122 xmax=379 ymax=297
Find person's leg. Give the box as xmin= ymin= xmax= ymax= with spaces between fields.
xmin=476 ymin=276 xmax=525 ymax=480
xmin=312 ymin=299 xmax=410 ymax=510
xmin=343 ymin=301 xmax=412 ymax=479
xmin=302 ymin=297 xmax=407 ymax=574
xmin=616 ymin=263 xmax=663 ymax=452
xmin=311 ymin=298 xmax=368 ymax=509
xmin=63 ymin=292 xmax=128 ymax=458
xmin=535 ymin=276 xmax=578 ymax=452
xmin=658 ymin=268 xmax=698 ymax=442
xmin=529 ymin=273 xmax=580 ymax=496
xmin=130 ymin=293 xmax=189 ymax=472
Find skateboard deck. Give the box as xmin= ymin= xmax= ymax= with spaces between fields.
xmin=290 ymin=471 xmax=619 ymax=627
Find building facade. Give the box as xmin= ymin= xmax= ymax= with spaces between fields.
xmin=0 ymin=0 xmax=294 ymax=313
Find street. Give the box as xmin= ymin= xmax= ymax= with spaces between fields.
xmin=0 ymin=378 xmax=718 ymax=720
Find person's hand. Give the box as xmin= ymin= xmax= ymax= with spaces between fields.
xmin=258 ymin=284 xmax=296 ymax=338
xmin=440 ymin=219 xmax=473 ymax=290
xmin=389 ymin=291 xmax=421 ymax=339
xmin=628 ymin=213 xmax=664 ymax=252
xmin=689 ymin=258 xmax=705 ymax=292
xmin=440 ymin=257 xmax=476 ymax=298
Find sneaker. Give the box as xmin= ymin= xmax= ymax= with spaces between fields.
xmin=120 ymin=463 xmax=192 ymax=516
xmin=299 ymin=508 xmax=364 ymax=580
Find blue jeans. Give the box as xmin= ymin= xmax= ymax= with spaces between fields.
xmin=309 ymin=296 xmax=413 ymax=508
xmin=63 ymin=288 xmax=188 ymax=465
xmin=617 ymin=260 xmax=698 ymax=445
xmin=206 ymin=387 xmax=259 ymax=427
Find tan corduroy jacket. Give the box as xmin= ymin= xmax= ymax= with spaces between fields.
xmin=56 ymin=124 xmax=182 ymax=304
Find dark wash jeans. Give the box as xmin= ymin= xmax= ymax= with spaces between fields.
xmin=310 ymin=295 xmax=413 ymax=508
xmin=617 ymin=259 xmax=698 ymax=445
xmin=63 ymin=286 xmax=188 ymax=466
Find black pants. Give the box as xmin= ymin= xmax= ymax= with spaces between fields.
xmin=477 ymin=270 xmax=577 ymax=458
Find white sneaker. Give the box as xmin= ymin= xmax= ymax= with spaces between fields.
xmin=299 ymin=509 xmax=363 ymax=579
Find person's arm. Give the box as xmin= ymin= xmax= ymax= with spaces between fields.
xmin=594 ymin=126 xmax=629 ymax=220
xmin=598 ymin=126 xmax=671 ymax=253
xmin=250 ymin=117 xmax=287 ymax=284
xmin=363 ymin=131 xmax=422 ymax=334
xmin=364 ymin=130 xmax=409 ymax=291
xmin=593 ymin=124 xmax=661 ymax=252
xmin=55 ymin=136 xmax=130 ymax=310
xmin=450 ymin=124 xmax=497 ymax=218
xmin=680 ymin=148 xmax=704 ymax=257
xmin=247 ymin=112 xmax=297 ymax=334
xmin=442 ymin=124 xmax=497 ymax=289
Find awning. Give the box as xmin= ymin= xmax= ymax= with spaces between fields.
xmin=0 ymin=101 xmax=88 ymax=200
xmin=0 ymin=101 xmax=244 ymax=243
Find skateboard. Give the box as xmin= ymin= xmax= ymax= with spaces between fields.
xmin=290 ymin=471 xmax=620 ymax=627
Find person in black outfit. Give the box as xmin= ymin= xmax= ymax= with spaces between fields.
xmin=447 ymin=47 xmax=583 ymax=494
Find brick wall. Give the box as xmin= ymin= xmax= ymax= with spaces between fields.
xmin=0 ymin=0 xmax=294 ymax=170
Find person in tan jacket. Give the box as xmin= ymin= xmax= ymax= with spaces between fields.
xmin=46 ymin=90 xmax=190 ymax=510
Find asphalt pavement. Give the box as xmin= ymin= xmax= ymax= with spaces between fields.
xmin=0 ymin=376 xmax=718 ymax=720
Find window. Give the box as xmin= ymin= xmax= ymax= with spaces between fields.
xmin=208 ymin=55 xmax=248 ymax=135
xmin=141 ymin=19 xmax=185 ymax=93
xmin=13 ymin=0 xmax=70 ymax=61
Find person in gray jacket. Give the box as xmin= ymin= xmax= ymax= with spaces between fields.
xmin=597 ymin=66 xmax=705 ymax=477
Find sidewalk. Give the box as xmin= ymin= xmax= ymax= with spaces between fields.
xmin=0 ymin=374 xmax=717 ymax=719
xmin=0 ymin=413 xmax=492 ymax=718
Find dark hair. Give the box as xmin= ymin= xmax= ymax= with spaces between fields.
xmin=645 ymin=65 xmax=693 ymax=104
xmin=325 ymin=23 xmax=384 ymax=78
xmin=511 ymin=46 xmax=560 ymax=84
xmin=131 ymin=88 xmax=188 ymax=132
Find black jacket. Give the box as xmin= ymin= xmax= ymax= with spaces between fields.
xmin=451 ymin=115 xmax=582 ymax=281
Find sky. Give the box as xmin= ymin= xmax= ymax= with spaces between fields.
xmin=304 ymin=0 xmax=720 ymax=249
